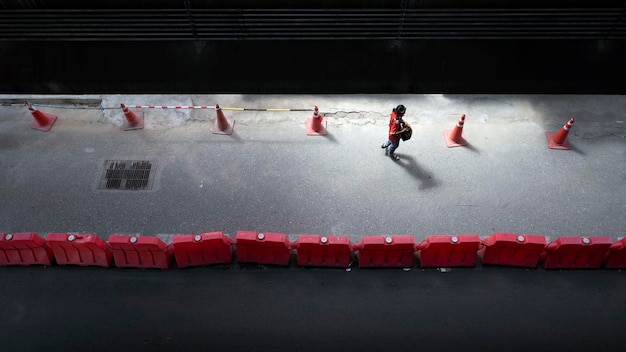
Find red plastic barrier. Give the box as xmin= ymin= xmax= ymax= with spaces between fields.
xmin=416 ymin=235 xmax=481 ymax=268
xmin=171 ymin=232 xmax=233 ymax=268
xmin=0 ymin=232 xmax=53 ymax=266
xmin=541 ymin=236 xmax=613 ymax=269
xmin=107 ymin=235 xmax=173 ymax=269
xmin=46 ymin=233 xmax=112 ymax=268
xmin=235 ymin=231 xmax=291 ymax=266
xmin=479 ymin=233 xmax=546 ymax=268
xmin=354 ymin=236 xmax=415 ymax=268
xmin=605 ymin=238 xmax=626 ymax=269
xmin=291 ymin=235 xmax=354 ymax=268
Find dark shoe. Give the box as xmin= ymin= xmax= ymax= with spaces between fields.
xmin=381 ymin=143 xmax=386 ymax=149
xmin=390 ymin=154 xmax=399 ymax=161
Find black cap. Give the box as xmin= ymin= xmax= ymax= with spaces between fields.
xmin=394 ymin=104 xmax=406 ymax=115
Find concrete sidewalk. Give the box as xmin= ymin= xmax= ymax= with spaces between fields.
xmin=0 ymin=94 xmax=625 ymax=243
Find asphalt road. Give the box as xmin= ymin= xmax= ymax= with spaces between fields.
xmin=1 ymin=266 xmax=625 ymax=352
xmin=1 ymin=94 xmax=625 ymax=242
xmin=1 ymin=94 xmax=625 ymax=352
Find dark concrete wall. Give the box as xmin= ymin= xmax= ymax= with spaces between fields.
xmin=1 ymin=0 xmax=625 ymax=94
xmin=1 ymin=39 xmax=625 ymax=94
xmin=1 ymin=0 xmax=624 ymax=9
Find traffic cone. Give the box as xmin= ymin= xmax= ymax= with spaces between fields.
xmin=306 ymin=105 xmax=327 ymax=136
xmin=443 ymin=114 xmax=468 ymax=148
xmin=120 ymin=103 xmax=144 ymax=130
xmin=25 ymin=100 xmax=57 ymax=132
xmin=212 ymin=104 xmax=234 ymax=135
xmin=546 ymin=117 xmax=575 ymax=150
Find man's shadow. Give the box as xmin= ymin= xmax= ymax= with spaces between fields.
xmin=392 ymin=153 xmax=438 ymax=190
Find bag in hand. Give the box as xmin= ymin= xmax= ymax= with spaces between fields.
xmin=400 ymin=122 xmax=412 ymax=141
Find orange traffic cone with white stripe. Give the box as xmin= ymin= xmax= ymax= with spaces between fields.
xmin=120 ymin=103 xmax=144 ymax=130
xmin=25 ymin=100 xmax=57 ymax=132
xmin=443 ymin=114 xmax=468 ymax=148
xmin=546 ymin=117 xmax=575 ymax=150
xmin=306 ymin=105 xmax=327 ymax=136
xmin=213 ymin=104 xmax=235 ymax=135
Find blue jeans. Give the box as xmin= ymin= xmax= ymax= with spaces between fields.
xmin=382 ymin=139 xmax=400 ymax=155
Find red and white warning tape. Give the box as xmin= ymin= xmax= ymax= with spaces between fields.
xmin=128 ymin=105 xmax=315 ymax=112
xmin=13 ymin=102 xmax=320 ymax=112
xmin=131 ymin=105 xmax=216 ymax=109
xmin=128 ymin=105 xmax=314 ymax=112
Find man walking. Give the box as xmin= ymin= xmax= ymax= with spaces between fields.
xmin=381 ymin=104 xmax=410 ymax=161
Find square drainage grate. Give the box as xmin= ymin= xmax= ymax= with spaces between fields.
xmin=98 ymin=160 xmax=156 ymax=190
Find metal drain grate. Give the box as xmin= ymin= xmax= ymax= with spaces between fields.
xmin=98 ymin=160 xmax=156 ymax=190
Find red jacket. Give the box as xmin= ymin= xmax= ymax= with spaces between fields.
xmin=388 ymin=112 xmax=402 ymax=142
